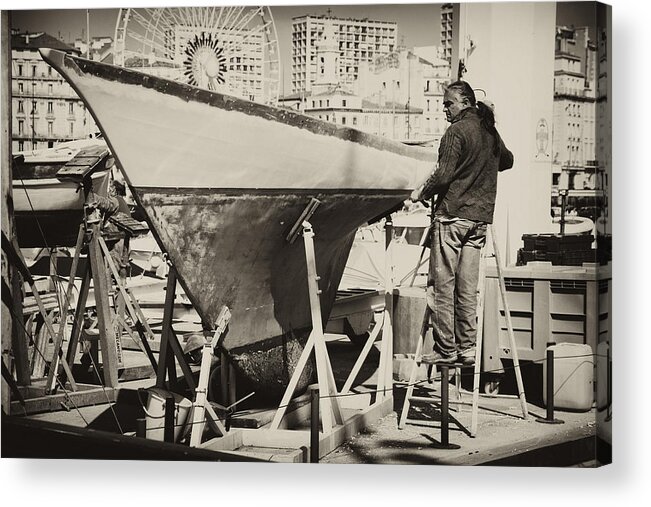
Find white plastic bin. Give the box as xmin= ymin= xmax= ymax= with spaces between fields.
xmin=143 ymin=387 xmax=192 ymax=443
xmin=543 ymin=343 xmax=594 ymax=412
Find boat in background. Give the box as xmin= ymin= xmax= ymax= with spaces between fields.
xmin=41 ymin=48 xmax=436 ymax=399
xmin=13 ymin=139 xmax=113 ymax=247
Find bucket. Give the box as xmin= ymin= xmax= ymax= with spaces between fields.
xmin=543 ymin=343 xmax=594 ymax=412
xmin=142 ymin=387 xmax=192 ymax=443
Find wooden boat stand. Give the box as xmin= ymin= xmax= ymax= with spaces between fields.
xmin=199 ymin=210 xmax=395 ymax=461
xmin=4 ymin=208 xmax=162 ymax=415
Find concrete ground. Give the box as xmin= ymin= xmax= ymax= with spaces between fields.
xmin=20 ymin=333 xmax=603 ymax=466
xmin=322 ymin=336 xmax=600 ymax=466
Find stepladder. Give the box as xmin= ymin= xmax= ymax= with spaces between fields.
xmin=397 ymin=306 xmax=473 ymax=448
xmin=398 ymin=223 xmax=529 ymax=441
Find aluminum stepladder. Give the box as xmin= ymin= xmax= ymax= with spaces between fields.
xmin=398 ymin=224 xmax=528 ymax=441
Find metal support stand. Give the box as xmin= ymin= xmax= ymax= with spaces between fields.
xmin=537 ymin=347 xmax=564 ymax=425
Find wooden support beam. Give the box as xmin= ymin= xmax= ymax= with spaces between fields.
xmin=156 ymin=267 xmax=177 ymax=388
xmin=9 ymin=384 xmax=119 ymax=415
xmin=64 ymin=268 xmax=91 ymax=375
xmin=1 ymin=10 xmax=13 ymax=412
xmin=45 ymin=225 xmax=85 ymax=393
xmin=88 ymin=227 xmax=119 ymax=388
xmin=341 ymin=311 xmax=384 ymax=394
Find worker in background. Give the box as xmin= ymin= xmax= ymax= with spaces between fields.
xmin=410 ymin=80 xmax=514 ymax=365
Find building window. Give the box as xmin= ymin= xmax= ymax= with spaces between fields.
xmin=47 ymin=101 xmax=53 ymax=114
xmin=18 ymin=120 xmax=24 ymax=135
xmin=18 ymin=83 xmax=23 ymax=93
xmin=18 ymin=64 xmax=23 ymax=76
xmin=352 ymin=117 xmax=357 ymax=126
xmin=69 ymin=122 xmax=74 ymax=135
xmin=32 ymin=65 xmax=37 ymax=76
xmin=48 ymin=84 xmax=53 ymax=95
xmin=18 ymin=141 xmax=24 ymax=151
xmin=342 ymin=99 xmax=347 ymax=107
xmin=48 ymin=121 xmax=53 ymax=136
xmin=341 ymin=117 xmax=346 ymax=125
xmin=69 ymin=102 xmax=74 ymax=115
xmin=426 ymin=99 xmax=430 ymax=112
xmin=31 ymin=101 xmax=37 ymax=113
xmin=32 ymin=82 xmax=36 ymax=94
xmin=48 ymin=66 xmax=52 ymax=77
xmin=18 ymin=101 xmax=23 ymax=113
xmin=32 ymin=141 xmax=38 ymax=150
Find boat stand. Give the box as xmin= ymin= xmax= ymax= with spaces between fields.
xmin=199 ymin=212 xmax=396 ymax=462
xmin=4 ymin=206 xmax=165 ymax=415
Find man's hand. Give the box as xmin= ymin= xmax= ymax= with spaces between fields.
xmin=410 ymin=187 xmax=422 ymax=202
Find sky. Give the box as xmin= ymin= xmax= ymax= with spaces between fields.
xmin=11 ymin=0 xmax=595 ymax=93
xmin=10 ymin=3 xmax=441 ymax=94
xmin=9 ymin=1 xmax=598 ymax=93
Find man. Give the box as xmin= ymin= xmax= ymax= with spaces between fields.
xmin=410 ymin=81 xmax=514 ymax=365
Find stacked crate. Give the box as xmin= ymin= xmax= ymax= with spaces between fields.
xmin=518 ymin=233 xmax=596 ymax=266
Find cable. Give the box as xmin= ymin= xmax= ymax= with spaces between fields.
xmin=86 ymin=351 xmax=125 ymax=434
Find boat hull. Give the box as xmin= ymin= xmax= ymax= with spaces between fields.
xmin=13 ymin=170 xmax=110 ymax=247
xmin=40 ymin=49 xmax=436 ymax=399
xmin=138 ymin=187 xmax=406 ymax=397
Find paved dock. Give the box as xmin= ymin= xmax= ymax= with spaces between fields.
xmin=19 ymin=332 xmax=603 ymax=466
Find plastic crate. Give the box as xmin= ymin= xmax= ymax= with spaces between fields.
xmin=482 ymin=263 xmax=611 ymax=366
xmin=518 ymin=248 xmax=598 ymax=266
xmin=521 ymin=233 xmax=594 ymax=252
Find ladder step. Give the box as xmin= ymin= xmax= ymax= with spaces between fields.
xmin=408 ymin=395 xmax=439 ymax=403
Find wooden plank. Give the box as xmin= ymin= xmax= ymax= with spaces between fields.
xmin=9 ymin=385 xmax=118 ymax=415
xmin=11 ymin=266 xmax=30 ymax=386
xmin=316 ymin=396 xmax=393 ymax=459
xmin=1 ymin=10 xmax=13 ymax=410
xmin=64 ymin=268 xmax=91 ymax=374
xmin=490 ymin=225 xmax=528 ymax=420
xmin=156 ymin=268 xmax=177 ymax=388
xmin=270 ymin=332 xmax=315 ymax=429
xmin=241 ymin=428 xmax=311 ymax=449
xmin=88 ymin=228 xmax=119 ymax=388
xmin=199 ymin=429 xmax=244 ymax=452
xmin=46 ymin=225 xmax=85 ymax=393
xmin=169 ymin=329 xmax=197 ymax=392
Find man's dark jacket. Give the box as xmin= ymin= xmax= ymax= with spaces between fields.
xmin=419 ymin=107 xmax=513 ymax=223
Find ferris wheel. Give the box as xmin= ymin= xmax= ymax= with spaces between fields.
xmin=113 ymin=6 xmax=281 ymax=105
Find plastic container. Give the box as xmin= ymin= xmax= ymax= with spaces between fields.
xmin=143 ymin=387 xmax=192 ymax=443
xmin=596 ymin=341 xmax=610 ymax=411
xmin=542 ymin=343 xmax=594 ymax=412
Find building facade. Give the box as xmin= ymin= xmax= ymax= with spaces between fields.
xmin=440 ymin=3 xmax=454 ymax=63
xmin=291 ymin=15 xmax=397 ymax=94
xmin=552 ymin=26 xmax=598 ymax=193
xmin=11 ymin=31 xmax=95 ymax=153
xmin=413 ymin=46 xmax=451 ymax=147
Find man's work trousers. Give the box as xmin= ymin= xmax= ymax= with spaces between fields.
xmin=426 ymin=217 xmax=487 ymax=357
